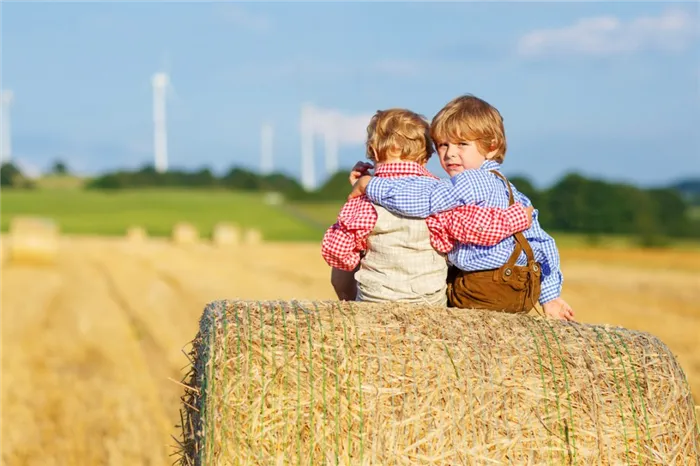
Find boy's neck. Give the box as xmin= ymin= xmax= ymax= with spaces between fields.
xmin=378 ymin=157 xmax=420 ymax=165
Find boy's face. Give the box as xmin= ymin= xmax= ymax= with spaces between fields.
xmin=436 ymin=140 xmax=491 ymax=176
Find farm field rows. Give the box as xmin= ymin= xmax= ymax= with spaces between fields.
xmin=2 ymin=236 xmax=699 ymax=465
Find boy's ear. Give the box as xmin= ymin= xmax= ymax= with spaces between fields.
xmin=370 ymin=146 xmax=378 ymax=161
xmin=485 ymin=140 xmax=499 ymax=160
xmin=485 ymin=148 xmax=499 ymax=160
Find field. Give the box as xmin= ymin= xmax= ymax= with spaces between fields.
xmin=4 ymin=189 xmax=700 ymax=249
xmin=0 ymin=189 xmax=322 ymax=241
xmin=2 ymin=189 xmax=700 ymax=464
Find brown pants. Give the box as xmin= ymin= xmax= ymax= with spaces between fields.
xmin=446 ymin=263 xmax=541 ymax=313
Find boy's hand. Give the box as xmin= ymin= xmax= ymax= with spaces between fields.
xmin=348 ymin=175 xmax=372 ymax=200
xmin=542 ymin=297 xmax=575 ymax=321
xmin=349 ymin=161 xmax=373 ymax=185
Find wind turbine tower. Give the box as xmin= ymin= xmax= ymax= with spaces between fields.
xmin=324 ymin=114 xmax=339 ymax=177
xmin=260 ymin=123 xmax=274 ymax=175
xmin=152 ymin=72 xmax=169 ymax=173
xmin=1 ymin=90 xmax=13 ymax=164
xmin=300 ymin=103 xmax=316 ymax=191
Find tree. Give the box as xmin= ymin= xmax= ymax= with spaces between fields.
xmin=314 ymin=171 xmax=354 ymax=201
xmin=546 ymin=173 xmax=590 ymax=232
xmin=221 ymin=167 xmax=261 ymax=191
xmin=51 ymin=159 xmax=69 ymax=175
xmin=0 ymin=162 xmax=34 ymax=188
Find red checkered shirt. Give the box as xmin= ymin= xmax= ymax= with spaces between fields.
xmin=321 ymin=162 xmax=530 ymax=271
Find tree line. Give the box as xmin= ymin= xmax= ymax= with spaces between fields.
xmin=2 ymin=161 xmax=699 ymax=242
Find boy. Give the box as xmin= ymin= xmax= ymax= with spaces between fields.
xmin=350 ymin=95 xmax=575 ymax=320
xmin=322 ymin=108 xmax=534 ymax=306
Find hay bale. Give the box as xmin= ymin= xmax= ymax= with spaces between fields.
xmin=177 ymin=300 xmax=700 ymax=465
xmin=172 ymin=222 xmax=199 ymax=245
xmin=8 ymin=216 xmax=59 ymax=265
xmin=212 ymin=222 xmax=240 ymax=247
xmin=243 ymin=228 xmax=262 ymax=245
xmin=126 ymin=226 xmax=147 ymax=242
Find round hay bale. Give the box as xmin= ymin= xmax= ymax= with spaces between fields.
xmin=126 ymin=226 xmax=147 ymax=242
xmin=177 ymin=300 xmax=700 ymax=465
xmin=212 ymin=222 xmax=240 ymax=247
xmin=243 ymin=228 xmax=262 ymax=245
xmin=8 ymin=216 xmax=59 ymax=265
xmin=172 ymin=222 xmax=199 ymax=245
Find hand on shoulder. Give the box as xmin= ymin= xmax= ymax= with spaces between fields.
xmin=349 ymin=161 xmax=374 ymax=185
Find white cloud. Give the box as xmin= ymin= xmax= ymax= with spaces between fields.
xmin=517 ymin=8 xmax=699 ymax=58
xmin=217 ymin=4 xmax=272 ymax=33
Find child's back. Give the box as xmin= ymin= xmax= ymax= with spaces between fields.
xmin=356 ymin=205 xmax=447 ymax=305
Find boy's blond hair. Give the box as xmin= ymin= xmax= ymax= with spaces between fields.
xmin=431 ymin=94 xmax=507 ymax=163
xmin=366 ymin=109 xmax=434 ymax=165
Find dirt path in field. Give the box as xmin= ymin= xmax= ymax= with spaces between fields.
xmin=2 ymin=236 xmax=698 ymax=465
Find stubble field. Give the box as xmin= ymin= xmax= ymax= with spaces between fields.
xmin=2 ymin=236 xmax=699 ymax=465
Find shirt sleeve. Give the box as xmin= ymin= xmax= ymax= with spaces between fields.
xmin=321 ymin=196 xmax=377 ymax=271
xmin=524 ymin=210 xmax=563 ymax=304
xmin=426 ymin=203 xmax=531 ymax=252
xmin=365 ymin=170 xmax=498 ymax=218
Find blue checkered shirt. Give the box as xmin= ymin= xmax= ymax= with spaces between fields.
xmin=365 ymin=160 xmax=563 ymax=304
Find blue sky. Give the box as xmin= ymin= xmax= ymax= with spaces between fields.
xmin=2 ymin=2 xmax=699 ymax=189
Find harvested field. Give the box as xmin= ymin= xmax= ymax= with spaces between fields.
xmin=2 ymin=237 xmax=699 ymax=465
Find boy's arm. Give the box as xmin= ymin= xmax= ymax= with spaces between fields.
xmin=428 ymin=203 xmax=533 ymax=252
xmin=359 ymin=170 xmax=498 ymax=218
xmin=330 ymin=267 xmax=358 ymax=301
xmin=525 ymin=212 xmax=563 ymax=305
xmin=320 ymin=196 xmax=376 ymax=271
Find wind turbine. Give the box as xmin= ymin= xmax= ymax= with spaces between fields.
xmin=151 ymin=72 xmax=169 ymax=173
xmin=323 ymin=112 xmax=339 ymax=177
xmin=260 ymin=123 xmax=274 ymax=175
xmin=1 ymin=90 xmax=13 ymax=164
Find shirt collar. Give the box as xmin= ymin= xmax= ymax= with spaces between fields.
xmin=374 ymin=161 xmax=438 ymax=179
xmin=481 ymin=160 xmax=502 ymax=171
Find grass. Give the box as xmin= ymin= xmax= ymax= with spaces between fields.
xmin=1 ymin=188 xmax=324 ymax=242
xmin=3 ymin=188 xmax=699 ymax=249
xmin=689 ymin=205 xmax=700 ymax=221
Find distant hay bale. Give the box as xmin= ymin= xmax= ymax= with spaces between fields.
xmin=263 ymin=192 xmax=284 ymax=206
xmin=177 ymin=300 xmax=700 ymax=465
xmin=212 ymin=223 xmax=240 ymax=247
xmin=243 ymin=228 xmax=262 ymax=245
xmin=8 ymin=216 xmax=59 ymax=265
xmin=172 ymin=222 xmax=199 ymax=245
xmin=126 ymin=226 xmax=147 ymax=242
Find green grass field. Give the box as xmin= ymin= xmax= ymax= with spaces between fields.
xmin=3 ymin=188 xmax=699 ymax=248
xmin=1 ymin=189 xmax=325 ymax=242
